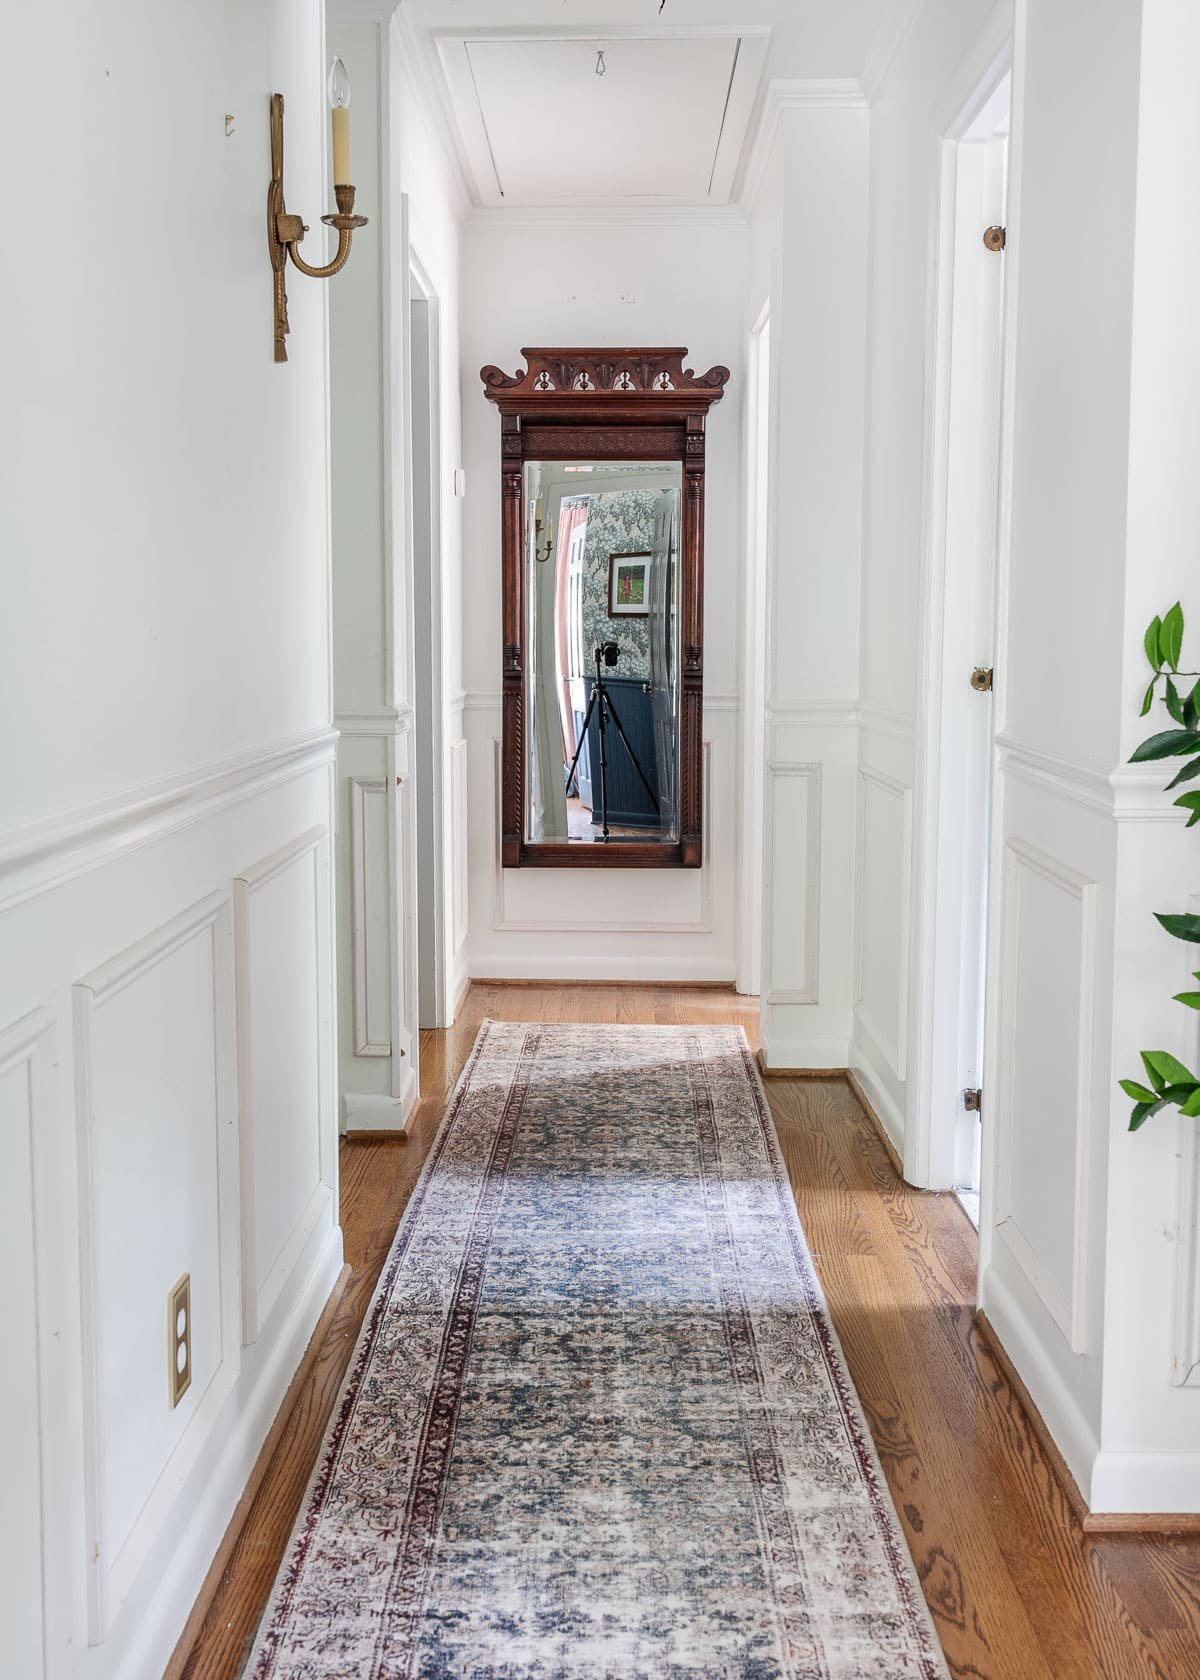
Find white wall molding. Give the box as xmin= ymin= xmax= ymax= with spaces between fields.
xmin=73 ymin=892 xmax=240 ymax=1641
xmin=348 ymin=780 xmax=394 ymax=1058
xmin=853 ymin=766 xmax=913 ymax=1082
xmin=1173 ymin=1113 xmax=1200 ymax=1387
xmin=234 ymin=829 xmax=335 ymax=1346
xmin=1172 ymin=889 xmax=1200 ymax=1387
xmin=490 ymin=738 xmax=718 ymax=936
xmin=0 ymin=1006 xmax=61 ymax=1679
xmin=0 ymin=727 xmax=337 ymax=917
xmin=766 ymin=700 xmax=858 ymax=730
xmin=993 ymin=838 xmax=1098 ymax=1356
xmin=450 ymin=740 xmax=469 ymax=953
xmin=858 ymin=701 xmax=915 ymax=742
xmin=762 ymin=763 xmax=822 ymax=1005
xmin=334 ymin=705 xmax=414 ymax=737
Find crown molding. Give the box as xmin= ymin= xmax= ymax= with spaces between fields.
xmin=737 ymin=78 xmax=867 ymax=214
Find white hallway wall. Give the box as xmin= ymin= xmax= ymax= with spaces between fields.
xmin=458 ymin=215 xmax=747 ymax=982
xmin=328 ymin=5 xmax=467 ymax=1130
xmin=746 ymin=89 xmax=871 ymax=1070
xmin=859 ymin=0 xmax=1200 ymax=1513
xmin=0 ymin=2 xmax=342 ymax=1675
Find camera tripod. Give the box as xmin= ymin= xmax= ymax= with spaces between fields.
xmin=564 ymin=643 xmax=658 ymax=841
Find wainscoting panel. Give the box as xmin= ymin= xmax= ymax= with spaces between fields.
xmin=349 ymin=778 xmax=393 ymax=1058
xmin=854 ymin=766 xmax=912 ymax=1080
xmin=764 ymin=763 xmax=822 ymax=1005
xmin=1172 ymin=891 xmax=1200 ymax=1388
xmin=74 ymin=893 xmax=240 ymax=1640
xmin=451 ymin=739 xmax=469 ymax=954
xmin=993 ymin=838 xmax=1098 ymax=1355
xmin=235 ymin=829 xmax=334 ymax=1344
xmin=0 ymin=1008 xmax=56 ymax=1679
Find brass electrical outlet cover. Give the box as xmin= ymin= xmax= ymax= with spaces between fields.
xmin=168 ymin=1273 xmax=192 ymax=1409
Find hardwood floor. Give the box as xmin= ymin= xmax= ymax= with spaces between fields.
xmin=171 ymin=983 xmax=1200 ymax=1680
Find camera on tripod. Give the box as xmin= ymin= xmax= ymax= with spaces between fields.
xmin=565 ymin=639 xmax=656 ymax=841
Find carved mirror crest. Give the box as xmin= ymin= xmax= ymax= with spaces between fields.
xmin=481 ymin=348 xmax=729 ymax=868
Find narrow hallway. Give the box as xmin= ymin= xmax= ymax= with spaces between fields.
xmin=175 ymin=987 xmax=1200 ymax=1680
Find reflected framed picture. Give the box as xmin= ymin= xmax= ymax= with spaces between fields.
xmin=608 ymin=551 xmax=650 ymax=618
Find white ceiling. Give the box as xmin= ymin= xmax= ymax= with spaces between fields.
xmin=409 ymin=1 xmax=910 ymax=210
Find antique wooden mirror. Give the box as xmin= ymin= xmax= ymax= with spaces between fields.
xmin=481 ymin=347 xmax=729 ymax=868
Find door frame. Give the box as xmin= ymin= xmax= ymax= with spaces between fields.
xmin=907 ymin=32 xmax=1013 ymax=1190
xmin=404 ymin=246 xmax=450 ymax=1030
xmin=737 ymin=295 xmax=774 ymax=997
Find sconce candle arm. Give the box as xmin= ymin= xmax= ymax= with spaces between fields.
xmin=268 ymin=94 xmax=368 ymax=362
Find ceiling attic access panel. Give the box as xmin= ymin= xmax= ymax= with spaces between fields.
xmin=481 ymin=348 xmax=729 ymax=870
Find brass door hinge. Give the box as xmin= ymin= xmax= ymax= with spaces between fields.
xmin=970 ymin=667 xmax=994 ymax=693
xmin=983 ymin=225 xmax=1007 ymax=252
xmin=964 ymin=1088 xmax=983 ymax=1115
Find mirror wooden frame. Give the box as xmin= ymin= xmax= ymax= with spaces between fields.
xmin=481 ymin=347 xmax=729 ymax=869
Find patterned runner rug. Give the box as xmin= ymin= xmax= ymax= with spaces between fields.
xmin=248 ymin=1022 xmax=948 ymax=1679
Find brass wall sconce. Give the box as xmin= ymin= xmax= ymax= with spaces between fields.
xmin=268 ymin=59 xmax=369 ymax=363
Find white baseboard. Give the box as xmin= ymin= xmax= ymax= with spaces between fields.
xmin=1089 ymin=1450 xmax=1200 ymax=1516
xmin=342 ymin=1066 xmax=418 ymax=1133
xmin=117 ymin=1223 xmax=344 ymax=1680
xmin=847 ymin=1045 xmax=906 ymax=1160
xmin=979 ymin=1263 xmax=1100 ymax=1507
xmin=760 ymin=1034 xmax=850 ymax=1071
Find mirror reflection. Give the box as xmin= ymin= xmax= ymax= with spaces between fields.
xmin=524 ymin=460 xmax=683 ymax=846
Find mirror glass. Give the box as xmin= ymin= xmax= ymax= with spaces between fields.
xmin=523 ymin=459 xmax=683 ymax=847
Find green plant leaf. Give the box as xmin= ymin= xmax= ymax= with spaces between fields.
xmin=1165 ymin=754 xmax=1200 ymax=791
xmin=1120 ymin=1078 xmax=1158 ymax=1102
xmin=1175 ymin=791 xmax=1200 ymax=827
xmin=1186 ymin=683 xmax=1200 ymax=730
xmin=1184 ymin=1088 xmax=1200 ymax=1117
xmin=1144 ymin=1050 xmax=1199 ymax=1088
xmin=1142 ymin=1051 xmax=1168 ymax=1091
xmin=1156 ymin=912 xmax=1200 ymax=944
xmin=1145 ymin=616 xmax=1164 ymax=671
xmin=1174 ymin=992 xmax=1200 ymax=1010
xmin=1141 ymin=678 xmax=1159 ymax=717
xmin=1166 ymin=678 xmax=1185 ymax=723
xmin=1130 ymin=1097 xmax=1170 ymax=1132
xmin=1130 ymin=729 xmax=1200 ymax=762
xmin=1162 ymin=602 xmax=1185 ymax=670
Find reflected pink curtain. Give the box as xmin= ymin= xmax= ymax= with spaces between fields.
xmin=554 ymin=499 xmax=589 ymax=766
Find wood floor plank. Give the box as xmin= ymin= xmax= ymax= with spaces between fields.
xmin=172 ymin=986 xmax=1200 ymax=1680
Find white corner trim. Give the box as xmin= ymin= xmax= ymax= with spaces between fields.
xmin=738 ymin=78 xmax=867 ymax=212
xmin=859 ymin=0 xmax=927 ymax=104
xmin=0 ymin=727 xmax=338 ymax=916
xmin=996 ymin=734 xmax=1112 ymax=815
xmin=762 ymin=762 xmax=822 ymax=1006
